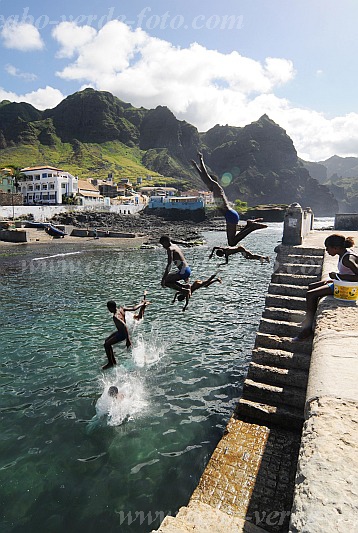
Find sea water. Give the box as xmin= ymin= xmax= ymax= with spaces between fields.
xmin=0 ymin=226 xmax=282 ymax=532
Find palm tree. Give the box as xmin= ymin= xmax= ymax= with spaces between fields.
xmin=4 ymin=165 xmax=26 ymax=218
xmin=4 ymin=165 xmax=26 ymax=192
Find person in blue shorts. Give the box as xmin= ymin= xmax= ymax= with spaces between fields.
xmin=160 ymin=235 xmax=192 ymax=305
xmin=191 ymin=152 xmax=267 ymax=248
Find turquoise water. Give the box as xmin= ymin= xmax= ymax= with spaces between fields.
xmin=0 ymin=227 xmax=282 ymax=533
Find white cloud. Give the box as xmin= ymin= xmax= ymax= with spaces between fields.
xmin=0 ymin=86 xmax=64 ymax=110
xmin=5 ymin=64 xmax=37 ymax=81
xmin=1 ymin=21 xmax=44 ymax=51
xmin=52 ymin=22 xmax=97 ymax=58
xmin=2 ymin=19 xmax=358 ymax=161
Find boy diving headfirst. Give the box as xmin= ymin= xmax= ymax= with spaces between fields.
xmin=172 ymin=271 xmax=222 ymax=311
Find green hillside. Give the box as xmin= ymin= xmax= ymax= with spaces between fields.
xmin=0 ymin=139 xmax=184 ymax=187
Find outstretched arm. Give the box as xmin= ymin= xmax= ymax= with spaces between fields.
xmin=192 ymin=153 xmax=230 ymax=210
xmin=209 ymin=246 xmax=222 ymax=259
xmin=182 ymin=293 xmax=190 ymax=312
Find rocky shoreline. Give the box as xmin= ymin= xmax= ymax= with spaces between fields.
xmin=51 ymin=211 xmax=225 ymax=244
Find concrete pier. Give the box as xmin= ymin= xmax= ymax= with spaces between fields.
xmin=152 ymin=226 xmax=358 ymax=533
xmin=289 ymin=232 xmax=358 ymax=533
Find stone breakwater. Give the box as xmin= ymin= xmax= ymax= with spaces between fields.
xmin=51 ymin=211 xmax=223 ymax=244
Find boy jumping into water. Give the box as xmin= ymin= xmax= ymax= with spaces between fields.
xmin=103 ymin=294 xmax=150 ymax=370
xmin=191 ymin=152 xmax=267 ymax=247
xmin=173 ymin=271 xmax=222 ymax=311
xmin=209 ymin=245 xmax=270 ymax=265
xmin=103 ymin=301 xmax=132 ymax=370
xmin=159 ymin=235 xmax=192 ymax=306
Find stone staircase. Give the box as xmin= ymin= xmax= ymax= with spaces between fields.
xmin=236 ymin=246 xmax=325 ymax=431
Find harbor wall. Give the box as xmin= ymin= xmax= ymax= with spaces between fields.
xmin=334 ymin=213 xmax=358 ymax=230
xmin=0 ymin=203 xmax=144 ymax=221
xmin=153 ymin=208 xmax=321 ymax=533
xmin=289 ymin=251 xmax=358 ymax=533
xmin=153 ymin=206 xmax=357 ymax=533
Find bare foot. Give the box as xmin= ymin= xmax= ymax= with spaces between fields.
xmin=102 ymin=362 xmax=114 ymax=370
xmin=293 ymin=328 xmax=313 ymax=341
xmin=260 ymin=256 xmax=270 ymax=264
xmin=247 ymin=221 xmax=267 ymax=230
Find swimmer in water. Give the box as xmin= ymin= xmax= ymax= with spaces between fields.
xmin=108 ymin=386 xmax=125 ymax=400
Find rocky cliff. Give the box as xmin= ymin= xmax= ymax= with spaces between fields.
xmin=0 ymin=89 xmax=338 ymax=215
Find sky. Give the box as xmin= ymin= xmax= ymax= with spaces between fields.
xmin=1 ymin=0 xmax=358 ymax=162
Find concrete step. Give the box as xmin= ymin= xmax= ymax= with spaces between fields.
xmin=236 ymin=398 xmax=304 ymax=431
xmin=243 ymin=378 xmax=306 ymax=409
xmin=275 ymin=245 xmax=324 ymax=256
xmin=268 ymin=283 xmax=307 ymax=298
xmin=152 ymin=515 xmax=194 ymax=532
xmin=247 ymin=362 xmax=309 ymax=389
xmin=265 ymin=294 xmax=306 ymax=310
xmin=252 ymin=347 xmax=311 ymax=371
xmin=259 ymin=317 xmax=301 ymax=337
xmin=276 ymin=263 xmax=322 ymax=276
xmin=262 ymin=307 xmax=305 ymax=323
xmin=270 ymin=273 xmax=319 ymax=286
xmin=277 ymin=254 xmax=324 ymax=265
xmin=255 ymin=332 xmax=312 ymax=354
xmin=153 ymin=501 xmax=257 ymax=533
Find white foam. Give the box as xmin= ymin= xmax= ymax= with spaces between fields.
xmin=33 ymin=251 xmax=82 ymax=261
xmin=131 ymin=331 xmax=167 ymax=368
xmin=95 ymin=367 xmax=148 ymax=426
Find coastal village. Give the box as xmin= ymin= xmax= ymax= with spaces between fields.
xmin=0 ymin=164 xmax=216 ymax=243
xmin=0 ymin=164 xmax=212 ymax=213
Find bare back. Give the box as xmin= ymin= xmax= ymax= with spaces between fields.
xmin=168 ymin=243 xmax=188 ymax=271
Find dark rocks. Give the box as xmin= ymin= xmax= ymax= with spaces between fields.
xmin=50 ymin=211 xmax=215 ymax=244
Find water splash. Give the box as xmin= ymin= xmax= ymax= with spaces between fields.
xmin=95 ymin=367 xmax=148 ymax=426
xmin=131 ymin=330 xmax=167 ymax=368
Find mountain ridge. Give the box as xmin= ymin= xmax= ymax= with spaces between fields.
xmin=0 ymin=88 xmax=338 ymax=215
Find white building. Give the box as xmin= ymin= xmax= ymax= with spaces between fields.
xmin=77 ymin=180 xmax=105 ymax=206
xmin=19 ymin=166 xmax=78 ymax=205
